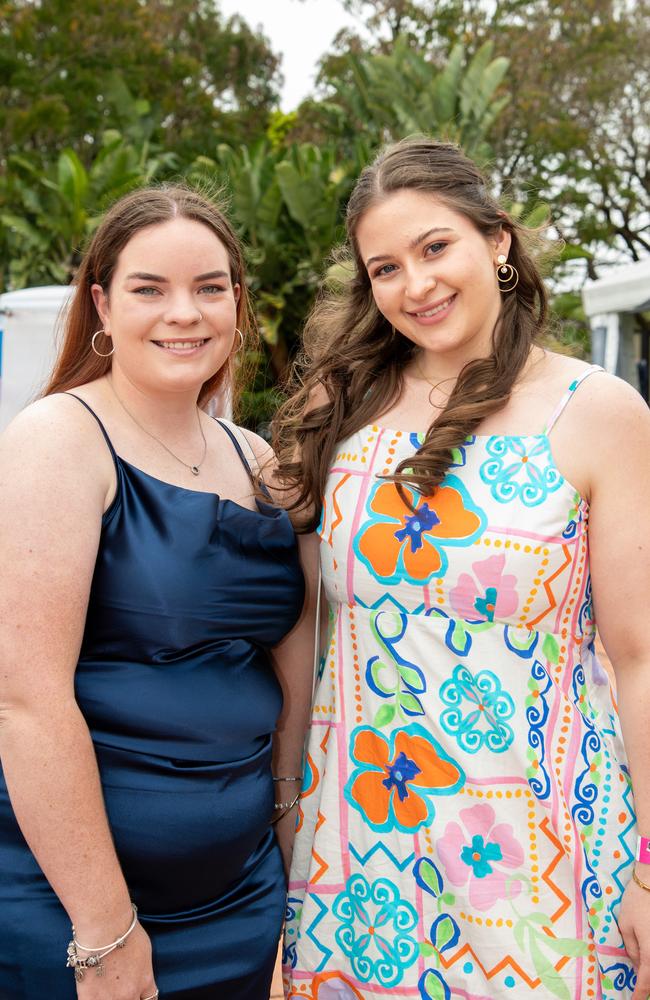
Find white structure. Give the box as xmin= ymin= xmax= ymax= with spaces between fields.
xmin=0 ymin=284 xmax=73 ymax=432
xmin=582 ymin=258 xmax=650 ymax=397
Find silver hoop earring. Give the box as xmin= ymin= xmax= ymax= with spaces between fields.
xmin=496 ymin=254 xmax=519 ymax=292
xmin=91 ymin=329 xmax=114 ymax=357
xmin=233 ymin=328 xmax=244 ymax=353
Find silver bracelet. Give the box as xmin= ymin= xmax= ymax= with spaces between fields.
xmin=66 ymin=903 xmax=138 ymax=981
xmin=272 ymin=775 xmax=302 ymax=782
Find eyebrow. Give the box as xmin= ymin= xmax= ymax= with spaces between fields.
xmin=125 ymin=270 xmax=230 ymax=282
xmin=365 ymin=228 xmax=455 ymax=268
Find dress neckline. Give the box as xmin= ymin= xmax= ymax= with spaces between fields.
xmin=108 ymin=455 xmax=282 ymax=522
xmin=344 ymin=425 xmax=589 ymax=508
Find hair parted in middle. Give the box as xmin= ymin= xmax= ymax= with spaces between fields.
xmin=273 ymin=136 xmax=549 ymax=531
xmin=42 ymin=182 xmax=257 ymax=410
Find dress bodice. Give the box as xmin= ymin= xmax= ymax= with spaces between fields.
xmin=73 ymin=412 xmax=305 ymax=762
xmin=319 ymin=427 xmax=591 ymax=643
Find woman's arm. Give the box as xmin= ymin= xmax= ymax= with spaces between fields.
xmin=0 ymin=397 xmax=156 ymax=999
xmin=242 ymin=427 xmax=322 ymax=875
xmin=270 ymin=531 xmax=321 ymax=877
xmin=585 ymin=376 xmax=650 ymax=1000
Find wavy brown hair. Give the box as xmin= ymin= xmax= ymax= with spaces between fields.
xmin=273 ymin=138 xmax=548 ymax=530
xmin=42 ymin=184 xmax=256 ymax=409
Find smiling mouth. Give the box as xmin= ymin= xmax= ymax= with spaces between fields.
xmin=153 ymin=339 xmax=208 ymax=351
xmin=409 ymin=294 xmax=457 ymax=317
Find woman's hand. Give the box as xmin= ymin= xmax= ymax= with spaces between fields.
xmin=618 ymin=872 xmax=650 ymax=999
xmin=75 ymin=921 xmax=157 ymax=1000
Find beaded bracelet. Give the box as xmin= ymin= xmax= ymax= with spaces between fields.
xmin=66 ymin=903 xmax=138 ymax=981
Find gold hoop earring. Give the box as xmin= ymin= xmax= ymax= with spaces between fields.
xmin=91 ymin=329 xmax=114 ymax=357
xmin=233 ymin=328 xmax=244 ymax=353
xmin=496 ymin=254 xmax=519 ymax=292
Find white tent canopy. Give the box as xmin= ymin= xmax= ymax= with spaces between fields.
xmin=582 ymin=257 xmax=650 ymax=318
xmin=0 ymin=285 xmax=73 ymax=431
xmin=581 ymin=258 xmax=649 ymax=393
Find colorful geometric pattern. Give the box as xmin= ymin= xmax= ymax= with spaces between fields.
xmin=286 ymin=368 xmax=636 ymax=999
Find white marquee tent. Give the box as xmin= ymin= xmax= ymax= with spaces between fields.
xmin=581 ymin=257 xmax=650 ymax=397
xmin=0 ymin=285 xmax=73 ymax=432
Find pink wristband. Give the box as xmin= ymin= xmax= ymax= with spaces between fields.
xmin=636 ymin=835 xmax=650 ymax=864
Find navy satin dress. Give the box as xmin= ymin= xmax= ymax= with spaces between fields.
xmin=0 ymin=400 xmax=305 ymax=999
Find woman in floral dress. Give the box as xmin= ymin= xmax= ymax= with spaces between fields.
xmin=274 ymin=139 xmax=650 ymax=1000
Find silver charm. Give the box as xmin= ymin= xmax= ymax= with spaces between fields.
xmin=191 ymin=465 xmax=200 ymax=476
xmin=66 ymin=940 xmax=105 ymax=979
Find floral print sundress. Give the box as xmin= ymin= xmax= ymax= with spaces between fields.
xmin=285 ymin=366 xmax=637 ymax=1000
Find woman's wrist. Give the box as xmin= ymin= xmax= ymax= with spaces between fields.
xmin=66 ymin=902 xmax=139 ymax=982
xmin=68 ymin=893 xmax=134 ymax=944
xmin=271 ymin=790 xmax=301 ymax=824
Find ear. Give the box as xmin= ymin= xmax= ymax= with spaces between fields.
xmin=493 ymin=226 xmax=512 ymax=262
xmin=91 ymin=283 xmax=110 ymax=330
xmin=232 ymin=282 xmax=241 ymax=305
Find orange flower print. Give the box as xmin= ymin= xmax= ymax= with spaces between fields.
xmin=344 ymin=725 xmax=465 ymax=833
xmin=354 ymin=475 xmax=485 ymax=584
xmin=286 ymin=973 xmax=365 ymax=999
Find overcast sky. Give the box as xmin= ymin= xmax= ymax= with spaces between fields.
xmin=217 ymin=0 xmax=359 ymax=110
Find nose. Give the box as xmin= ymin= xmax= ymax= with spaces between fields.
xmin=404 ymin=264 xmax=437 ymax=302
xmin=164 ymin=295 xmax=203 ymax=327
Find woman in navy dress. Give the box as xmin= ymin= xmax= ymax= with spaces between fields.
xmin=0 ymin=186 xmax=315 ymax=999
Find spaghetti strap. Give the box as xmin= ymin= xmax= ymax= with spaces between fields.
xmin=215 ymin=418 xmax=256 ymax=473
xmin=215 ymin=418 xmax=272 ymax=499
xmin=543 ymin=365 xmax=605 ymax=436
xmin=63 ymin=392 xmax=119 ymax=471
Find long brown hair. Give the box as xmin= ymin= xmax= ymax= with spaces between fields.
xmin=43 ymin=184 xmax=256 ymax=408
xmin=274 ymin=138 xmax=548 ymax=530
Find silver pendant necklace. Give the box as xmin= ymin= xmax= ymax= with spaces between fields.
xmin=109 ymin=379 xmax=207 ymax=476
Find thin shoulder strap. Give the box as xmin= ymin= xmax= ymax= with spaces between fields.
xmin=215 ymin=417 xmax=258 ymax=475
xmin=543 ymin=365 xmax=604 ymax=436
xmin=64 ymin=392 xmax=119 ymax=469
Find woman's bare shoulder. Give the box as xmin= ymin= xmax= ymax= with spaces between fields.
xmin=0 ymin=390 xmax=114 ymax=486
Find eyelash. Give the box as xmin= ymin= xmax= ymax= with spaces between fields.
xmin=372 ymin=241 xmax=448 ymax=278
xmin=132 ymin=284 xmax=226 ymax=296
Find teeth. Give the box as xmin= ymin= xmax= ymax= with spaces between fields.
xmin=157 ymin=340 xmax=205 ymax=350
xmin=416 ymin=296 xmax=454 ymax=317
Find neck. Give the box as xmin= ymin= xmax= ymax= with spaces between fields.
xmin=105 ymin=370 xmax=203 ymax=433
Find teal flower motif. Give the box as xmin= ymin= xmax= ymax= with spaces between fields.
xmin=461 ymin=835 xmax=503 ymax=878
xmin=439 ymin=665 xmax=515 ymax=754
xmin=332 ymin=874 xmax=419 ymax=987
xmin=480 ymin=435 xmax=563 ymax=506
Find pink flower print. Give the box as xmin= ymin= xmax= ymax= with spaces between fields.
xmin=449 ymin=554 xmax=518 ymax=623
xmin=437 ymin=803 xmax=524 ymax=911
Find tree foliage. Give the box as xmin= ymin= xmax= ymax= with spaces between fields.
xmin=1 ymin=134 xmax=177 ymax=288
xmin=298 ymin=38 xmax=509 ymax=164
xmin=317 ymin=0 xmax=650 ymax=274
xmin=1 ymin=0 xmax=647 ymax=422
xmin=0 ymin=0 xmax=280 ymax=163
